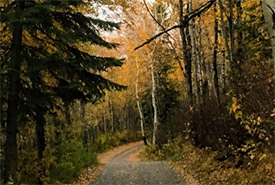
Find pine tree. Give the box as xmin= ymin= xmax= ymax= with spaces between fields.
xmin=0 ymin=0 xmax=124 ymax=183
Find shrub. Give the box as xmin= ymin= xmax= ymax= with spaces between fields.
xmin=49 ymin=139 xmax=97 ymax=183
xmin=93 ymin=130 xmax=140 ymax=153
xmin=140 ymin=137 xmax=184 ymax=161
xmin=50 ymin=162 xmax=76 ymax=183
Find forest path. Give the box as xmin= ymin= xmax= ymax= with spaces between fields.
xmin=93 ymin=141 xmax=186 ymax=185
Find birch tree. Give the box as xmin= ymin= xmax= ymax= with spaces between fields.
xmin=135 ymin=57 xmax=147 ymax=145
xmin=151 ymin=58 xmax=158 ymax=145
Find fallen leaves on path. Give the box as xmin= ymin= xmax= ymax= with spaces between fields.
xmin=65 ymin=164 xmax=103 ymax=185
xmin=128 ymin=148 xmax=142 ymax=162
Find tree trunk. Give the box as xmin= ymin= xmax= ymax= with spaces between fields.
xmin=4 ymin=0 xmax=23 ymax=183
xmin=188 ymin=0 xmax=199 ymax=104
xmin=218 ymin=0 xmax=233 ymax=67
xmin=124 ymin=93 xmax=128 ymax=130
xmin=36 ymin=112 xmax=46 ymax=185
xmin=81 ymin=103 xmax=88 ymax=146
xmin=102 ymin=101 xmax=107 ymax=133
xmin=262 ymin=0 xmax=275 ymax=62
xmin=179 ymin=0 xmax=193 ymax=106
xmin=36 ymin=113 xmax=46 ymax=160
xmin=151 ymin=60 xmax=158 ymax=145
xmin=236 ymin=0 xmax=243 ymax=51
xmin=194 ymin=23 xmax=203 ymax=100
xmin=135 ymin=58 xmax=147 ymax=145
xmin=108 ymin=93 xmax=114 ymax=132
xmin=197 ymin=16 xmax=208 ymax=103
xmin=229 ymin=0 xmax=235 ymax=65
xmin=213 ymin=1 xmax=220 ymax=106
xmin=222 ymin=50 xmax=227 ymax=94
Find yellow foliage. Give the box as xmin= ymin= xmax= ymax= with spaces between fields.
xmin=141 ymin=139 xmax=275 ymax=185
xmin=230 ymin=97 xmax=241 ymax=113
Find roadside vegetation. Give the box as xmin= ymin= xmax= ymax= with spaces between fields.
xmin=16 ymin=130 xmax=139 ymax=184
xmin=140 ymin=137 xmax=275 ymax=185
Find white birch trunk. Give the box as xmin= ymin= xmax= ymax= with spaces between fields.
xmin=151 ymin=59 xmax=158 ymax=145
xmin=262 ymin=0 xmax=275 ymax=63
xmin=151 ymin=8 xmax=162 ymax=145
xmin=135 ymin=58 xmax=145 ymax=139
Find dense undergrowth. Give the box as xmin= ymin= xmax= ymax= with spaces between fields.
xmin=140 ymin=137 xmax=275 ymax=185
xmin=92 ymin=130 xmax=140 ymax=153
xmin=11 ymin=130 xmax=139 ymax=184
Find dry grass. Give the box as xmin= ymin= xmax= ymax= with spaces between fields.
xmin=139 ymin=141 xmax=275 ymax=185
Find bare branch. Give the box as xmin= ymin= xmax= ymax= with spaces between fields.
xmin=188 ymin=0 xmax=215 ymax=18
xmin=134 ymin=24 xmax=181 ymax=50
xmin=267 ymin=4 xmax=275 ymax=14
xmin=143 ymin=0 xmax=184 ymax=74
xmin=143 ymin=0 xmax=176 ymax=41
xmin=266 ymin=4 xmax=275 ymax=29
xmin=135 ymin=0 xmax=216 ymax=51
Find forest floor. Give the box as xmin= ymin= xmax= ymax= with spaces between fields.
xmin=139 ymin=141 xmax=275 ymax=185
xmin=68 ymin=141 xmax=186 ymax=185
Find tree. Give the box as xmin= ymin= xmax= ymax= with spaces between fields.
xmin=179 ymin=0 xmax=193 ymax=106
xmin=135 ymin=0 xmax=216 ymax=107
xmin=1 ymin=0 xmax=124 ymax=183
xmin=135 ymin=57 xmax=147 ymax=145
xmin=151 ymin=56 xmax=159 ymax=145
xmin=212 ymin=1 xmax=220 ymax=105
xmin=154 ymin=47 xmax=181 ymax=145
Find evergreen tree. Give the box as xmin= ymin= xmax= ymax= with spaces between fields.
xmin=0 ymin=0 xmax=124 ymax=183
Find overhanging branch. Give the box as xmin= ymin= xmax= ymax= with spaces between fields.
xmin=134 ymin=25 xmax=181 ymax=50
xmin=143 ymin=0 xmax=176 ymax=41
xmin=134 ymin=0 xmax=216 ymax=51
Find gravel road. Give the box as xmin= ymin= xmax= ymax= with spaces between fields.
xmin=93 ymin=141 xmax=186 ymax=185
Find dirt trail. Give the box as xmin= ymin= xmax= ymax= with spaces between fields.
xmin=93 ymin=141 xmax=186 ymax=185
xmin=98 ymin=141 xmax=143 ymax=164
